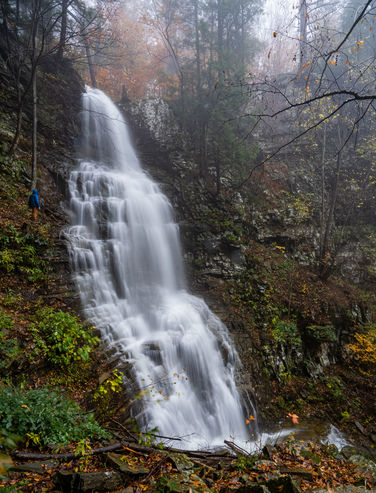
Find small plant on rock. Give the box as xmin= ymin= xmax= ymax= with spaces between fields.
xmin=235 ymin=454 xmax=257 ymax=471
xmin=92 ymin=369 xmax=124 ymax=420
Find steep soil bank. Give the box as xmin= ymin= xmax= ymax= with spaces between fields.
xmin=0 ymin=56 xmax=130 ymax=451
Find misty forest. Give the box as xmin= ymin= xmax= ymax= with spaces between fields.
xmin=1 ymin=0 xmax=376 ymax=491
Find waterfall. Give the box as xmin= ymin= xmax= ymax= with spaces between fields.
xmin=66 ymin=87 xmax=251 ymax=449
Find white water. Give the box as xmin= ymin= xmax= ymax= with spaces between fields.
xmin=66 ymin=87 xmax=250 ymax=449
xmin=322 ymin=424 xmax=351 ymax=451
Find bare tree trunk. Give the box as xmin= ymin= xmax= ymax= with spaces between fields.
xmin=194 ymin=0 xmax=206 ymax=176
xmin=207 ymin=6 xmax=215 ymax=89
xmin=240 ymin=0 xmax=245 ymax=67
xmin=31 ymin=66 xmax=37 ymax=189
xmin=31 ymin=1 xmax=39 ymax=190
xmin=299 ymin=0 xmax=307 ymax=70
xmin=321 ymin=151 xmax=342 ymax=277
xmin=57 ymin=0 xmax=68 ymax=61
xmin=319 ymin=122 xmax=327 ymax=258
xmin=84 ymin=37 xmax=97 ymax=88
xmin=199 ymin=124 xmax=207 ymax=177
xmin=194 ymin=0 xmax=201 ymax=95
xmin=217 ymin=0 xmax=224 ymax=83
xmin=322 ymin=124 xmax=343 ymax=262
xmin=216 ymin=158 xmax=221 ymax=195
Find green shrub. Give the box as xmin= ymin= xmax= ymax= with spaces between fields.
xmin=92 ymin=369 xmax=124 ymax=421
xmin=31 ymin=308 xmax=99 ymax=367
xmin=0 ymin=249 xmax=16 ymax=273
xmin=0 ymin=332 xmax=21 ymax=373
xmin=0 ymin=290 xmax=23 ymax=308
xmin=0 ymin=226 xmax=50 ymax=281
xmin=324 ymin=376 xmax=344 ymax=400
xmin=272 ymin=320 xmax=302 ymax=347
xmin=235 ymin=454 xmax=257 ymax=471
xmin=0 ymin=154 xmax=26 ymax=182
xmin=0 ymin=311 xmax=12 ymax=330
xmin=0 ymin=311 xmax=21 ymax=374
xmin=0 ymin=387 xmax=109 ymax=448
xmin=306 ymin=325 xmax=337 ymax=343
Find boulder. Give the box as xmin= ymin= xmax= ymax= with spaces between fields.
xmin=106 ymin=452 xmax=149 ymax=476
xmin=265 ymin=475 xmax=302 ymax=493
xmin=309 ymin=488 xmax=374 ymax=493
xmin=349 ymin=454 xmax=376 ymax=480
xmin=166 ymin=452 xmax=195 ymax=473
xmin=9 ymin=460 xmax=56 ymax=474
xmin=340 ymin=446 xmax=358 ymax=459
xmin=235 ymin=486 xmax=271 ymax=493
xmin=0 ymin=453 xmax=14 ymax=475
xmin=55 ymin=470 xmax=124 ymax=493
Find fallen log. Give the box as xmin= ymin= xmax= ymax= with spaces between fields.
xmin=11 ymin=442 xmax=124 ymax=461
xmin=11 ymin=439 xmax=234 ymax=462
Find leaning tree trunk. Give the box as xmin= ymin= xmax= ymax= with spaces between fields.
xmin=31 ymin=65 xmax=37 ymax=189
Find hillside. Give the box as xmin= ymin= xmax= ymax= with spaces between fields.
xmin=0 ymin=16 xmax=376 ymax=493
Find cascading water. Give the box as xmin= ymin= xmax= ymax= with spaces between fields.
xmin=66 ymin=87 xmax=252 ymax=448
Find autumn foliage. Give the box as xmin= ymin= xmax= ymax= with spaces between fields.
xmin=89 ymin=6 xmax=177 ymax=100
xmin=347 ymin=324 xmax=376 ymax=366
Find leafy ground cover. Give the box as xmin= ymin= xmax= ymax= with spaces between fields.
xmin=0 ymin=434 xmax=375 ymax=492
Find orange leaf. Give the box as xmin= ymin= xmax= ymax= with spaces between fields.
xmin=287 ymin=413 xmax=299 ymax=424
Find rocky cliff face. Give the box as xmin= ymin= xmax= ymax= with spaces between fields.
xmin=119 ymin=95 xmax=376 ymax=447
